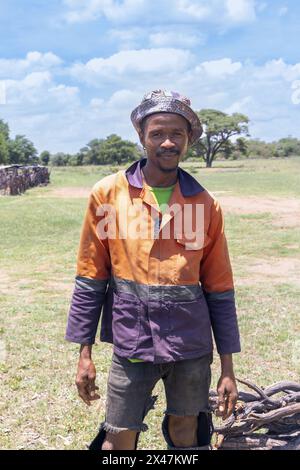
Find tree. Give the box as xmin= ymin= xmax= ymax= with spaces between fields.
xmin=39 ymin=150 xmax=50 ymax=166
xmin=86 ymin=139 xmax=105 ymax=165
xmin=220 ymin=138 xmax=249 ymax=160
xmin=76 ymin=146 xmax=90 ymax=165
xmin=235 ymin=137 xmax=248 ymax=156
xmin=194 ymin=109 xmax=249 ymax=167
xmin=0 ymin=133 xmax=9 ymax=164
xmin=0 ymin=119 xmax=10 ymax=164
xmin=50 ymin=152 xmax=71 ymax=166
xmin=100 ymin=134 xmax=141 ymax=165
xmin=0 ymin=119 xmax=10 ymax=142
xmin=182 ymin=145 xmax=197 ymax=161
xmin=275 ymin=137 xmax=300 ymax=157
xmin=65 ymin=153 xmax=82 ymax=166
xmin=8 ymin=135 xmax=38 ymax=164
xmin=247 ymin=139 xmax=277 ymax=159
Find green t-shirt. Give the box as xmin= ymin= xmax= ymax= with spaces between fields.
xmin=148 ymin=183 xmax=176 ymax=214
xmin=128 ymin=182 xmax=176 ymax=363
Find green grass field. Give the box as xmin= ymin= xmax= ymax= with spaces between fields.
xmin=0 ymin=157 xmax=299 ymax=450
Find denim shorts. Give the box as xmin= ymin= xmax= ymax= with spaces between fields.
xmin=102 ymin=352 xmax=213 ymax=433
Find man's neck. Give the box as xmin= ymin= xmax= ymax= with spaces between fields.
xmin=142 ymin=160 xmax=178 ymax=187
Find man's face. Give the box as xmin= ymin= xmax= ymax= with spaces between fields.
xmin=140 ymin=113 xmax=192 ymax=172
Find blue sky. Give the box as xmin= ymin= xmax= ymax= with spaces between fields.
xmin=0 ymin=0 xmax=300 ymax=153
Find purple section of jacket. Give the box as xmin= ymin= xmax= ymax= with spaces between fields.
xmin=99 ymin=283 xmax=214 ymax=364
xmin=65 ymin=285 xmax=107 ymax=345
xmin=203 ymin=292 xmax=241 ymax=355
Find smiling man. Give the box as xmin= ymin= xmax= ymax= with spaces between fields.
xmin=65 ymin=89 xmax=241 ymax=451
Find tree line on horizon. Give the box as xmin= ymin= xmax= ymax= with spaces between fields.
xmin=1 ymin=110 xmax=300 ymax=169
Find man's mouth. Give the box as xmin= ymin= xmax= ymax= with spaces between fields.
xmin=158 ymin=151 xmax=179 ymax=157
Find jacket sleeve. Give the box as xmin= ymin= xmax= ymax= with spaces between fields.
xmin=65 ymin=187 xmax=111 ymax=345
xmin=200 ymin=199 xmax=241 ymax=355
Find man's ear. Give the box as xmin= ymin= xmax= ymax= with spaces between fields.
xmin=188 ymin=130 xmax=193 ymax=146
xmin=138 ymin=131 xmax=145 ymax=147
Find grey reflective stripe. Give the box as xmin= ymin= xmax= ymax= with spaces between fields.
xmin=203 ymin=289 xmax=235 ymax=301
xmin=75 ymin=276 xmax=108 ymax=293
xmin=112 ymin=275 xmax=203 ymax=302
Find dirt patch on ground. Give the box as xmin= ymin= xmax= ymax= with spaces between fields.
xmin=38 ymin=280 xmax=73 ymax=293
xmin=215 ymin=195 xmax=300 ymax=228
xmin=236 ymin=257 xmax=300 ymax=287
xmin=44 ymin=189 xmax=300 ymax=228
xmin=0 ymin=269 xmax=73 ymax=298
xmin=0 ymin=269 xmax=12 ymax=296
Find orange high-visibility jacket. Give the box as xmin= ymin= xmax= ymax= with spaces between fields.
xmin=66 ymin=158 xmax=241 ymax=363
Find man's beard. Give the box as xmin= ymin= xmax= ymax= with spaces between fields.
xmin=158 ymin=164 xmax=179 ymax=173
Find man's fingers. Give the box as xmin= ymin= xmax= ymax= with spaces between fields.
xmin=76 ymin=378 xmax=100 ymax=404
xmin=78 ymin=388 xmax=91 ymax=406
xmin=221 ymin=398 xmax=229 ymax=420
xmin=76 ymin=379 xmax=92 ymax=406
xmin=217 ymin=388 xmax=226 ymax=413
xmin=89 ymin=393 xmax=100 ymax=401
xmin=88 ymin=381 xmax=100 ymax=400
xmin=226 ymin=394 xmax=238 ymax=418
xmin=88 ymin=387 xmax=100 ymax=400
xmin=217 ymin=388 xmax=230 ymax=420
xmin=227 ymin=396 xmax=234 ymax=417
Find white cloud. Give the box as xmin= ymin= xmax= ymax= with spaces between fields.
xmin=225 ymin=0 xmax=256 ymax=22
xmin=63 ymin=0 xmax=258 ymax=25
xmin=70 ymin=48 xmax=193 ymax=85
xmin=25 ymin=51 xmax=62 ymax=67
xmin=22 ymin=71 xmax=52 ymax=88
xmin=254 ymin=59 xmax=300 ymax=82
xmin=108 ymin=28 xmax=144 ymax=50
xmin=48 ymin=84 xmax=80 ymax=104
xmin=106 ymin=89 xmax=140 ymax=108
xmin=64 ymin=0 xmax=148 ymax=23
xmin=175 ymin=0 xmax=211 ymax=20
xmin=197 ymin=58 xmax=242 ymax=77
xmin=5 ymin=71 xmax=79 ymax=109
xmin=90 ymin=97 xmax=104 ymax=109
xmin=0 ymin=80 xmax=6 ymax=105
xmin=225 ymin=95 xmax=253 ymax=114
xmin=107 ymin=26 xmax=206 ymax=50
xmin=149 ymin=31 xmax=205 ymax=48
xmin=0 ymin=51 xmax=63 ymax=80
xmin=291 ymin=80 xmax=300 ymax=105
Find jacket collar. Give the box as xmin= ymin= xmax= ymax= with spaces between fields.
xmin=125 ymin=157 xmax=205 ymax=197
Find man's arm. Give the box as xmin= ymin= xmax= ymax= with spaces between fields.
xmin=65 ymin=187 xmax=111 ymax=405
xmin=200 ymin=198 xmax=241 ymax=419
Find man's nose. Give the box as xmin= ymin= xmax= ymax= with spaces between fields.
xmin=160 ymin=137 xmax=176 ymax=148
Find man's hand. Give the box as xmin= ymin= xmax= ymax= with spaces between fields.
xmin=217 ymin=354 xmax=238 ymax=420
xmin=216 ymin=374 xmax=238 ymax=420
xmin=75 ymin=345 xmax=100 ymax=406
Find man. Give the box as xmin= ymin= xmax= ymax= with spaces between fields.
xmin=65 ymin=90 xmax=241 ymax=451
